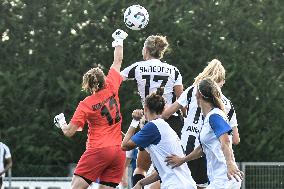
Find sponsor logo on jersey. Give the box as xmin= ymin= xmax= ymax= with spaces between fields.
xmin=186 ymin=125 xmax=199 ymax=133
xmin=139 ymin=65 xmax=172 ymax=74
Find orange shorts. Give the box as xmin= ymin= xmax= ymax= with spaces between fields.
xmin=74 ymin=145 xmax=126 ymax=183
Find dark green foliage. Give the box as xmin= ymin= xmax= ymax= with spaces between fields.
xmin=0 ymin=0 xmax=283 ymax=176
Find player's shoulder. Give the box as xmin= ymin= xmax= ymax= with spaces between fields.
xmin=1 ymin=142 xmax=9 ymax=150
xmin=221 ymin=93 xmax=230 ymax=101
xmin=183 ymin=85 xmax=196 ymax=98
xmin=221 ymin=93 xmax=233 ymax=107
xmin=82 ymin=95 xmax=93 ymax=102
xmin=122 ymin=61 xmax=141 ymax=72
xmin=144 ymin=119 xmax=162 ymax=130
xmin=186 ymin=85 xmax=195 ymax=92
xmin=151 ymin=118 xmax=170 ymax=130
xmin=108 ymin=67 xmax=120 ymax=75
xmin=208 ymin=108 xmax=227 ymax=120
xmin=81 ymin=94 xmax=102 ymax=107
xmin=152 ymin=118 xmax=166 ymax=124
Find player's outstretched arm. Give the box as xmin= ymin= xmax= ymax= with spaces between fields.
xmin=162 ymin=101 xmax=182 ymax=119
xmin=111 ymin=29 xmax=128 ymax=72
xmin=219 ymin=133 xmax=243 ymax=181
xmin=165 ymin=145 xmax=203 ymax=168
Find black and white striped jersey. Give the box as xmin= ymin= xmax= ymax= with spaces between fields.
xmin=177 ymin=85 xmax=238 ymax=153
xmin=121 ymin=59 xmax=182 ymax=106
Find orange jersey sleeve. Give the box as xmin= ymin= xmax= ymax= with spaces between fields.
xmin=70 ymin=101 xmax=88 ymax=129
xmin=106 ymin=68 xmax=123 ymax=94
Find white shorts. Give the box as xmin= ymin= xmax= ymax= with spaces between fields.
xmin=207 ymin=179 xmax=241 ymax=189
xmin=227 ymin=179 xmax=242 ymax=189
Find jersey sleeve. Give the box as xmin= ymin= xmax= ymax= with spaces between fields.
xmin=131 ymin=122 xmax=161 ymax=148
xmin=126 ymin=149 xmax=134 ymax=159
xmin=106 ymin=68 xmax=123 ymax=94
xmin=209 ymin=114 xmax=232 ymax=138
xmin=70 ymin=101 xmax=87 ymax=130
xmin=177 ymin=87 xmax=192 ymax=107
xmin=120 ymin=63 xmax=138 ymax=80
xmin=174 ymin=68 xmax=182 ymax=86
xmin=3 ymin=144 xmax=11 ymax=159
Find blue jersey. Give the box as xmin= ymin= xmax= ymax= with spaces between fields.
xmin=131 ymin=118 xmax=196 ymax=189
xmin=200 ymin=108 xmax=240 ymax=188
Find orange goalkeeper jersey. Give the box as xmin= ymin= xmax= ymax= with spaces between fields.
xmin=70 ymin=68 xmax=123 ymax=149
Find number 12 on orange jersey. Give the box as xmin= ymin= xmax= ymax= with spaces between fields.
xmin=100 ymin=97 xmax=121 ymax=126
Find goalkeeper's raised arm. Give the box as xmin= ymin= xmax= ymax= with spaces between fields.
xmin=111 ymin=29 xmax=128 ymax=72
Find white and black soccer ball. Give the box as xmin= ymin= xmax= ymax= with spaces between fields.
xmin=124 ymin=5 xmax=149 ymax=30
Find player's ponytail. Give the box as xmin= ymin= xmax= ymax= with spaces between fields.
xmin=198 ymin=78 xmax=225 ymax=112
xmin=145 ymin=87 xmax=165 ymax=115
xmin=156 ymin=87 xmax=164 ymax=96
xmin=145 ymin=35 xmax=169 ymax=59
xmin=193 ymin=59 xmax=225 ymax=86
xmin=82 ymin=68 xmax=106 ymax=93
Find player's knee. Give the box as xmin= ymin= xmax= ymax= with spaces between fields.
xmin=71 ymin=175 xmax=90 ymax=189
xmin=133 ymin=167 xmax=147 ymax=175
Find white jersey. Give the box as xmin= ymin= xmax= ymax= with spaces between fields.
xmin=177 ymin=86 xmax=238 ymax=153
xmin=200 ymin=108 xmax=241 ymax=188
xmin=121 ymin=59 xmax=182 ymax=106
xmin=0 ymin=142 xmax=11 ymax=178
xmin=131 ymin=118 xmax=196 ymax=189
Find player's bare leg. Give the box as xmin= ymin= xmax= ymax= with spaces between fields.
xmin=132 ymin=150 xmax=152 ymax=186
xmin=71 ymin=175 xmax=90 ymax=189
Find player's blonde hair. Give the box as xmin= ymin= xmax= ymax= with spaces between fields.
xmin=82 ymin=67 xmax=106 ymax=93
xmin=198 ymin=78 xmax=225 ymax=112
xmin=144 ymin=35 xmax=169 ymax=59
xmin=193 ymin=59 xmax=225 ymax=86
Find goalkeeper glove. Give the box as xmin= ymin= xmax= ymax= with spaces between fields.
xmin=54 ymin=113 xmax=67 ymax=129
xmin=112 ymin=29 xmax=128 ymax=47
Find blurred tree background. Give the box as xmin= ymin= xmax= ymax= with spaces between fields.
xmin=0 ymin=0 xmax=283 ymax=176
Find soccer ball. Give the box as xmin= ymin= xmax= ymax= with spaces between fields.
xmin=124 ymin=5 xmax=149 ymax=30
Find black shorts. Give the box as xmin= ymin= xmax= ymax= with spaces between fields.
xmin=0 ymin=177 xmax=2 ymax=186
xmin=165 ymin=114 xmax=183 ymax=138
xmin=187 ymin=156 xmax=208 ymax=185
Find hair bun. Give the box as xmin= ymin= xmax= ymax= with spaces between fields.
xmin=156 ymin=87 xmax=164 ymax=96
xmin=155 ymin=36 xmax=168 ymax=50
